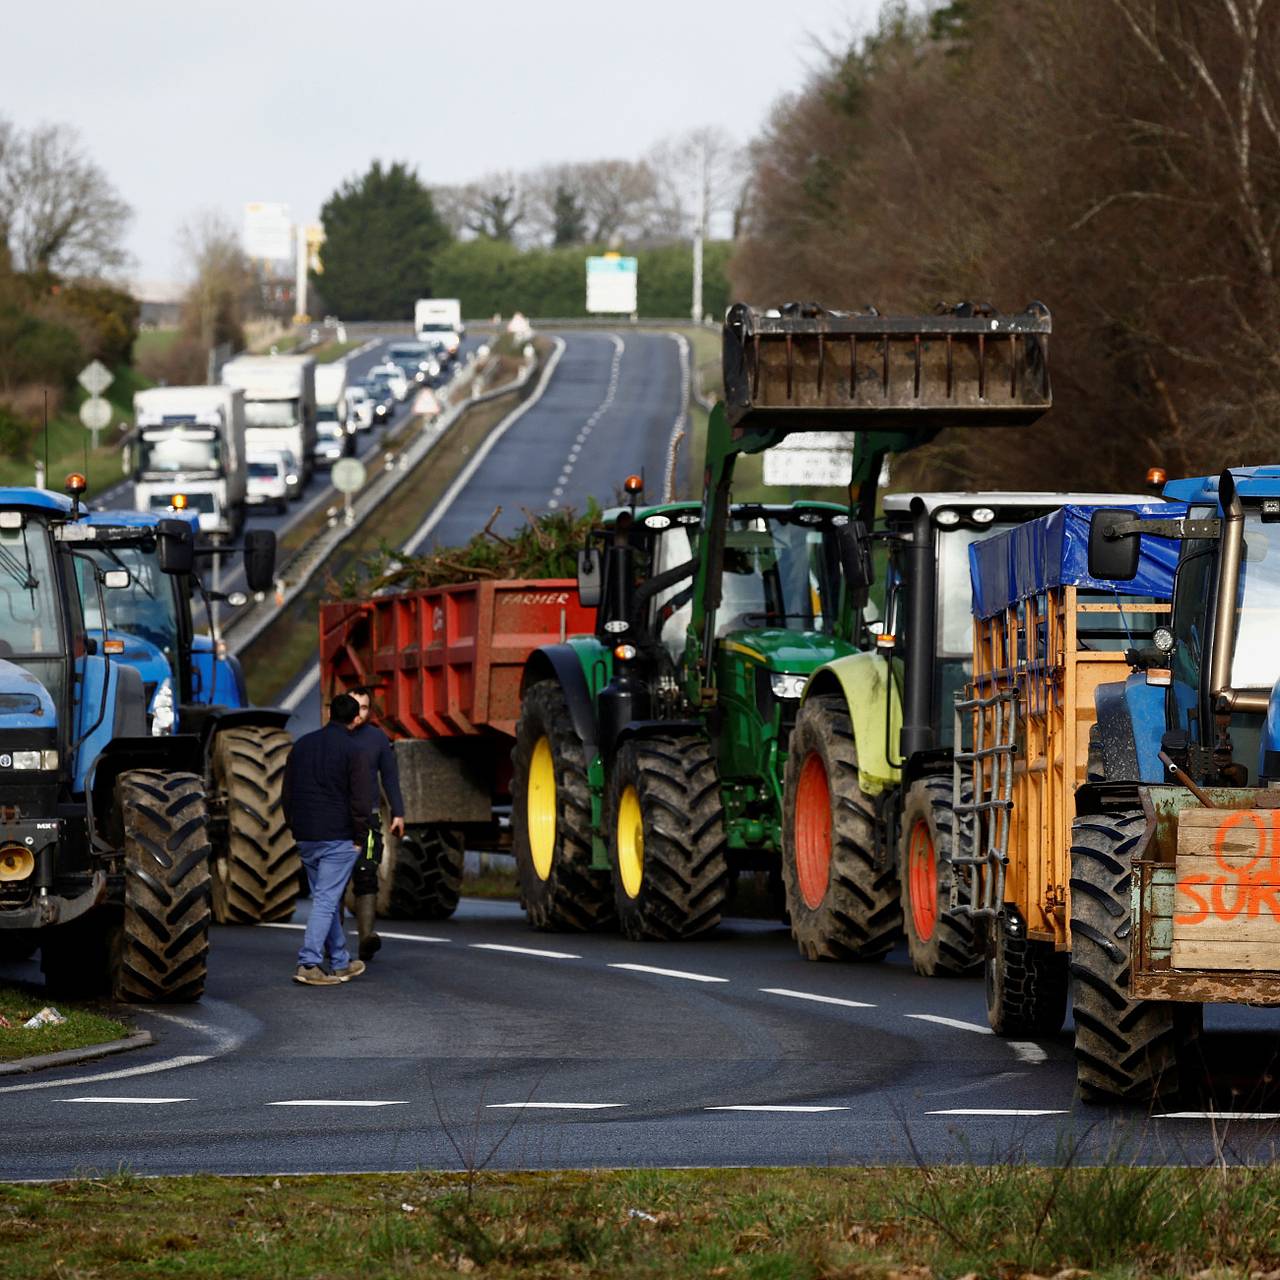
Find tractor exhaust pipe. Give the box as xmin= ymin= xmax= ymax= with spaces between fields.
xmin=1208 ymin=470 xmax=1268 ymax=713
xmin=900 ymin=498 xmax=936 ymax=762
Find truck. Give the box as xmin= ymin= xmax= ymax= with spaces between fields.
xmin=414 ymin=298 xmax=462 ymax=358
xmin=319 ymin=579 xmax=597 ymax=919
xmin=0 ymin=476 xmax=239 ymax=999
xmin=129 ymin=386 xmax=248 ymax=540
xmin=220 ymin=353 xmax=317 ymax=488
xmin=1067 ymin=469 xmax=1280 ymax=1101
xmin=818 ymin=489 xmax=1155 ymax=976
xmin=505 ymin=301 xmax=1054 ymax=941
xmin=953 ymin=503 xmax=1182 ymax=1087
xmin=315 ymin=362 xmax=349 ymax=433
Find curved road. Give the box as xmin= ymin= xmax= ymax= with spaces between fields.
xmin=1 ymin=904 xmax=1277 ymax=1177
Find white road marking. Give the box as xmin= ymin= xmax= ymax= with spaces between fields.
xmin=63 ymin=1097 xmax=191 ymax=1105
xmin=1157 ymin=1111 xmax=1280 ymax=1121
xmin=470 ymin=943 xmax=580 ymax=960
xmin=760 ymin=988 xmax=876 ymax=1009
xmin=258 ymin=921 xmax=450 ymax=944
xmin=928 ymin=1108 xmax=1069 ymax=1117
xmin=0 ymin=1056 xmax=211 ymax=1095
xmin=608 ymin=963 xmax=729 ymax=984
xmin=485 ymin=1102 xmax=624 ymax=1110
xmin=905 ymin=1014 xmax=992 ymax=1034
xmin=1009 ymin=1041 xmax=1048 ymax=1064
xmin=706 ymin=1105 xmax=848 ymax=1113
xmin=268 ymin=1100 xmax=409 ymax=1108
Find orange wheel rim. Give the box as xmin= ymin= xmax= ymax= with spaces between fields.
xmin=908 ymin=819 xmax=938 ymax=941
xmin=794 ymin=752 xmax=832 ymax=910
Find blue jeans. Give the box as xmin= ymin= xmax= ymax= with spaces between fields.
xmin=297 ymin=839 xmax=360 ymax=970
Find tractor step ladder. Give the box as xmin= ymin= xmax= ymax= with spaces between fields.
xmin=950 ymin=687 xmax=1018 ymax=919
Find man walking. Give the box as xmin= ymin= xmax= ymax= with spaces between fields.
xmin=282 ymin=693 xmax=374 ymax=986
xmin=349 ymin=688 xmax=405 ymax=962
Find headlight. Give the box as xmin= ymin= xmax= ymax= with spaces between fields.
xmin=935 ymin=509 xmax=960 ymax=526
xmin=10 ymin=751 xmax=41 ymax=770
xmin=150 ymin=677 xmax=176 ymax=736
xmin=769 ymin=673 xmax=807 ymax=700
xmin=971 ymin=507 xmax=996 ymax=524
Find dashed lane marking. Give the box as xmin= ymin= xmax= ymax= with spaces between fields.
xmin=1157 ymin=1112 xmax=1280 ymax=1121
xmin=607 ymin=963 xmax=729 ymax=984
xmin=706 ymin=1105 xmax=849 ymax=1113
xmin=257 ymin=922 xmax=450 ymax=943
xmin=760 ymin=988 xmax=876 ymax=1009
xmin=905 ymin=1013 xmax=1047 ymax=1065
xmin=1009 ymin=1041 xmax=1048 ymax=1065
xmin=62 ymin=1097 xmax=191 ymax=1104
xmin=485 ymin=1102 xmax=624 ymax=1110
xmin=268 ymin=1100 xmax=409 ymax=1108
xmin=470 ymin=943 xmax=581 ymax=960
xmin=927 ymin=1108 xmax=1069 ymax=1117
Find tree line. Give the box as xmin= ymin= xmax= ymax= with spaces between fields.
xmin=728 ymin=0 xmax=1280 ymax=491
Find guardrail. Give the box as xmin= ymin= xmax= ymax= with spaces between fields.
xmin=222 ymin=348 xmax=542 ymax=653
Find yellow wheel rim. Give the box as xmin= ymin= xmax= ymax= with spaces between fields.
xmin=528 ymin=736 xmax=556 ymax=881
xmin=616 ymin=784 xmax=644 ymax=900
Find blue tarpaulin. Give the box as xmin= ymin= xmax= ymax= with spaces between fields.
xmin=968 ymin=503 xmax=1185 ymax=620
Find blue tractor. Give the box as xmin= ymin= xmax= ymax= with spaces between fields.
xmin=0 ymin=476 xmax=288 ymax=1001
xmin=72 ymin=508 xmax=298 ymax=928
xmin=1077 ymin=468 xmax=1280 ymax=1101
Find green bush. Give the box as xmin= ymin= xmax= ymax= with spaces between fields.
xmin=0 ymin=406 xmax=33 ymax=461
xmin=57 ymin=282 xmax=140 ymax=369
xmin=0 ymin=300 xmax=83 ymax=390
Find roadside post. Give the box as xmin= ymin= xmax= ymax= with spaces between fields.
xmin=77 ymin=359 xmax=114 ymax=453
xmin=331 ymin=457 xmax=366 ymax=526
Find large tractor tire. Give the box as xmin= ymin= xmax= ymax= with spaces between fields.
xmin=1070 ymin=810 xmax=1196 ymax=1103
xmin=985 ymin=917 xmax=1069 ymax=1036
xmin=210 ymin=725 xmax=299 ymax=925
xmin=606 ymin=732 xmax=730 ymax=941
xmin=376 ymin=822 xmax=464 ymax=920
xmin=112 ymin=769 xmax=212 ymax=1002
xmin=511 ymin=681 xmax=614 ymax=931
xmin=781 ymin=693 xmax=901 ymax=961
xmin=898 ymin=776 xmax=981 ymax=977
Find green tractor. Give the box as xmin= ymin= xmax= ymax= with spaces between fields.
xmin=509 ymin=301 xmax=1052 ymax=940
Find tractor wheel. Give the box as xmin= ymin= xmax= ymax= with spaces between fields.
xmin=511 ymin=681 xmax=614 ymax=931
xmin=606 ymin=732 xmax=730 ymax=941
xmin=111 ymin=769 xmax=212 ymax=1003
xmin=1070 ymin=810 xmax=1196 ymax=1103
xmin=210 ymin=726 xmax=300 ymax=925
xmin=376 ymin=823 xmax=464 ymax=920
xmin=985 ymin=917 xmax=1069 ymax=1036
xmin=781 ymin=693 xmax=901 ymax=961
xmin=898 ymin=776 xmax=981 ymax=977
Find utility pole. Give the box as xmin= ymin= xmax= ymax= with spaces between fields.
xmin=294 ymin=226 xmax=308 ymax=325
xmin=691 ymin=141 xmax=706 ymax=325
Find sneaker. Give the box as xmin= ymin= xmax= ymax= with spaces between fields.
xmin=294 ymin=965 xmax=342 ymax=986
xmin=332 ymin=960 xmax=366 ymax=982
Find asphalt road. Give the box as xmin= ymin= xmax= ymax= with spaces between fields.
xmin=1 ymin=899 xmax=1277 ymax=1178
xmin=280 ymin=329 xmax=686 ymax=736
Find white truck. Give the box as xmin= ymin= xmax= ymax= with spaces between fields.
xmin=130 ymin=385 xmax=247 ymax=539
xmin=414 ymin=298 xmax=463 ymax=358
xmin=315 ymin=362 xmax=349 ymax=433
xmin=220 ymin=354 xmax=318 ymax=488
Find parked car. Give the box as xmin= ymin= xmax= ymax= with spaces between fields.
xmin=246 ymin=452 xmax=290 ymax=514
xmin=314 ymin=420 xmax=347 ymax=467
xmin=346 ymin=385 xmax=375 ymax=431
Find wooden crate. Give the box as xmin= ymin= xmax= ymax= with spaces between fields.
xmin=1172 ymin=807 xmax=1280 ymax=971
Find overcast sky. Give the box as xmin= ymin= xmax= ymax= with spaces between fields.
xmin=5 ymin=1 xmax=884 ymax=285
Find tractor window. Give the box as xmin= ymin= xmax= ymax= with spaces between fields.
xmin=1230 ymin=516 xmax=1280 ymax=690
xmin=718 ymin=517 xmax=839 ymax=637
xmin=937 ymin=523 xmax=1020 ymax=658
xmin=1170 ymin=542 xmax=1213 ymax=737
xmin=0 ymin=523 xmax=60 ymax=657
xmin=76 ymin=547 xmax=181 ymax=662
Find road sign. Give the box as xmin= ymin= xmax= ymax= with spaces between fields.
xmin=77 ymin=360 xmax=113 ymax=398
xmin=79 ymin=396 xmax=112 ymax=431
xmin=243 ymin=202 xmax=294 ymax=261
xmin=762 ymin=432 xmax=855 ymax=486
xmin=586 ymin=255 xmax=638 ymax=314
xmin=331 ymin=458 xmax=367 ymax=494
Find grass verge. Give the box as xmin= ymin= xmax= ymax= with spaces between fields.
xmin=241 ymin=349 xmax=547 ymax=706
xmin=2 ymin=1164 xmax=1278 ymax=1277
xmin=0 ymin=984 xmax=130 ymax=1062
xmin=311 ymin=339 xmax=362 ymax=363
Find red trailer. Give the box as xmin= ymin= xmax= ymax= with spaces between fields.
xmin=319 ymin=579 xmax=594 ymax=918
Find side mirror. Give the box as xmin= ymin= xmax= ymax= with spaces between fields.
xmin=244 ymin=528 xmax=276 ymax=595
xmin=837 ymin=521 xmax=874 ymax=591
xmin=577 ymin=548 xmax=603 ymax=609
xmin=155 ymin=519 xmax=194 ymax=575
xmin=1088 ymin=508 xmax=1140 ymax=581
xmin=102 ymin=569 xmax=130 ymax=590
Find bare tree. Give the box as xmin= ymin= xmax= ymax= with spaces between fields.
xmin=0 ymin=118 xmax=131 ymax=277
xmin=178 ymin=209 xmax=252 ymax=353
xmin=648 ymin=127 xmax=748 ymax=240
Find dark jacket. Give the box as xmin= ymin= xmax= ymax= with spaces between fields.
xmin=281 ymin=722 xmax=374 ymax=846
xmin=350 ymin=722 xmax=405 ymax=819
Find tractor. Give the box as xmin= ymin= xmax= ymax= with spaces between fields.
xmin=509 ymin=301 xmax=1052 ymax=939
